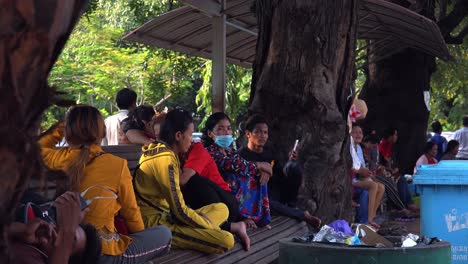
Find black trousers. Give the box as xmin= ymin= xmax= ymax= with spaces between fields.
xmin=183 ymin=174 xmax=240 ymax=231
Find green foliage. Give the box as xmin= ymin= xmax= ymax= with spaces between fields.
xmin=45 ymin=0 xmax=205 ymax=128
xmin=354 ymin=40 xmax=368 ymax=95
xmin=430 ymin=39 xmax=468 ymax=131
xmin=195 ymin=62 xmax=252 ymax=131
xmin=44 ymin=0 xmax=254 ymax=131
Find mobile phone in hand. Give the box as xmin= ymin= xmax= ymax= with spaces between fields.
xmin=292 ymin=139 xmax=299 ymax=152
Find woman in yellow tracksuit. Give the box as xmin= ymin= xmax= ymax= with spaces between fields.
xmin=40 ymin=105 xmax=171 ymax=264
xmin=134 ymin=109 xmax=234 ymax=254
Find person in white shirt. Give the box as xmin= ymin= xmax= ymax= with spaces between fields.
xmin=102 ymin=88 xmax=137 ymax=145
xmin=453 ymin=116 xmax=468 ymax=160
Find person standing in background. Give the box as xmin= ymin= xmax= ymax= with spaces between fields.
xmin=102 ymin=88 xmax=137 ymax=145
xmin=430 ymin=121 xmax=447 ymax=161
xmin=454 ymin=116 xmax=468 ymax=160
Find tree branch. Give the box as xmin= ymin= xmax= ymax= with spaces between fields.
xmin=444 ymin=24 xmax=468 ymax=44
xmin=437 ymin=0 xmax=468 ymax=38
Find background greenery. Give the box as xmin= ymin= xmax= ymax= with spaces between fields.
xmin=44 ymin=0 xmax=467 ymax=133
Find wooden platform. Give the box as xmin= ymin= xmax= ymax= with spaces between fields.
xmin=37 ymin=145 xmax=309 ymax=263
xmin=149 ymin=216 xmax=308 ymax=264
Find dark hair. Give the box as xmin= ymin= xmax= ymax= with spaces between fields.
xmin=69 ymin=224 xmax=102 ymax=264
xmin=446 ymin=140 xmax=460 ymax=154
xmin=463 ymin=115 xmax=468 ymax=127
xmin=431 ymin=121 xmax=442 ymax=133
xmin=65 ymin=105 xmax=106 ymax=191
xmin=116 ymin=88 xmax=137 ymax=110
xmin=159 ymin=109 xmax=193 ymax=146
xmin=382 ymin=127 xmax=397 ymax=139
xmin=363 ymin=134 xmax=379 ymax=144
xmin=123 ymin=105 xmax=155 ymax=133
xmin=245 ymin=114 xmax=268 ymax=131
xmin=202 ymin=112 xmax=231 ymax=146
xmin=423 ymin=141 xmax=436 ymax=154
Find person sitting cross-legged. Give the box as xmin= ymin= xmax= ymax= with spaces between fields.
xmin=134 ymin=109 xmax=235 ymax=254
xmin=180 ymin=142 xmax=251 ymax=250
xmin=203 ymin=112 xmax=272 ymax=228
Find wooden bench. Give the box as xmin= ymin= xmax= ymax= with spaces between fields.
xmin=28 ymin=144 xmax=143 ymax=199
xmin=101 ymin=144 xmax=142 ymax=174
xmin=33 ymin=144 xmax=309 ymax=263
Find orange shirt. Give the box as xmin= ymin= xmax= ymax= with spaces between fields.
xmin=39 ymin=123 xmax=144 ymax=256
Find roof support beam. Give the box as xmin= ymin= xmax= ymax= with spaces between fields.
xmin=211 ymin=1 xmax=226 ymax=113
xmin=179 ymin=0 xmax=221 ymax=17
xmin=226 ymin=20 xmax=258 ymax=36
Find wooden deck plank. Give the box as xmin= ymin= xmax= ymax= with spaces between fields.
xmin=221 ymin=221 xmax=306 ymax=264
xmin=154 ymin=217 xmax=292 ymax=264
xmin=67 ymin=145 xmax=309 ymax=264
xmin=152 ymin=217 xmax=307 ymax=264
xmin=236 ymin=223 xmax=307 ymax=264
xmin=201 ymin=217 xmax=296 ymax=263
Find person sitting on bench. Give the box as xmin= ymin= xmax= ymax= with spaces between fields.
xmin=123 ymin=105 xmax=156 ymax=145
xmin=134 ymin=109 xmax=235 ymax=254
xmin=238 ymin=114 xmax=321 ymax=229
xmin=39 ymin=105 xmax=171 ymax=263
xmin=203 ymin=112 xmax=272 ymax=228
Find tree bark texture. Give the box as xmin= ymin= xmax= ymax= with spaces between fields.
xmin=0 ymin=1 xmax=87 ymax=261
xmin=249 ymin=0 xmax=358 ymax=223
xmin=360 ymin=0 xmax=436 ymax=175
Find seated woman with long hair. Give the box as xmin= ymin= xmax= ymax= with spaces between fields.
xmin=203 ymin=112 xmax=272 ymax=228
xmin=39 ymin=105 xmax=171 ymax=263
xmin=123 ymin=105 xmax=156 ymax=145
xmin=133 ymin=109 xmax=235 ymax=254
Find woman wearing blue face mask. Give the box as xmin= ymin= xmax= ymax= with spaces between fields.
xmin=203 ymin=112 xmax=271 ymax=227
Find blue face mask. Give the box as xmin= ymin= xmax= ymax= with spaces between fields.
xmin=215 ymin=135 xmax=234 ymax=149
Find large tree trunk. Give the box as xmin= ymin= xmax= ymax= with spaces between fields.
xmin=0 ymin=1 xmax=87 ymax=261
xmin=249 ymin=0 xmax=358 ymax=223
xmin=360 ymin=0 xmax=436 ymax=175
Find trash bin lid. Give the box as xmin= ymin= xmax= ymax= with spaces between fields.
xmin=413 ymin=160 xmax=468 ymax=185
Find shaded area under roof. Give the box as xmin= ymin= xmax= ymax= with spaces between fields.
xmin=123 ymin=0 xmax=451 ymax=68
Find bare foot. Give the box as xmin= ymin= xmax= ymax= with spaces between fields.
xmin=243 ymin=218 xmax=257 ymax=229
xmin=304 ymin=211 xmax=321 ymax=230
xmin=231 ymin=221 xmax=250 ymax=251
xmin=265 ymin=224 xmax=272 ymax=230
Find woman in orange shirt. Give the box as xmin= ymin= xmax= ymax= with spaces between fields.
xmin=40 ymin=105 xmax=171 ymax=264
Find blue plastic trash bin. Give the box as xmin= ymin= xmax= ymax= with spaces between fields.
xmin=414 ymin=160 xmax=468 ymax=264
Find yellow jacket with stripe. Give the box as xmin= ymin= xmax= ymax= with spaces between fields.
xmin=135 ymin=142 xmax=220 ymax=230
xmin=39 ymin=123 xmax=144 ymax=256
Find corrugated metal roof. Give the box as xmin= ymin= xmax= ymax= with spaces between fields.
xmin=358 ymin=0 xmax=451 ymax=63
xmin=123 ymin=0 xmax=451 ymax=68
